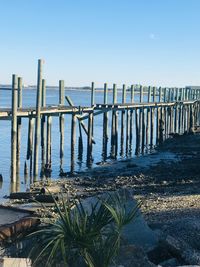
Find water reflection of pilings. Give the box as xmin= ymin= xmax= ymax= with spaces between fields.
xmin=0 ymin=175 xmax=2 ymax=189
xmin=10 ymin=177 xmax=20 ymax=194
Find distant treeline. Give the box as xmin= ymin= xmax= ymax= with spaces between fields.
xmin=0 ymin=84 xmax=142 ymax=91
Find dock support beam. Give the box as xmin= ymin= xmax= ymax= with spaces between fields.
xmin=11 ymin=74 xmax=18 ymax=182
xmin=17 ymin=77 xmax=22 ymax=174
xmin=102 ymin=83 xmax=108 ymax=160
xmin=59 ymin=80 xmax=65 ymax=174
xmin=33 ymin=59 xmax=43 ymax=178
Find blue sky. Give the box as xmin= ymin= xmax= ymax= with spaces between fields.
xmin=0 ymin=0 xmax=200 ymax=87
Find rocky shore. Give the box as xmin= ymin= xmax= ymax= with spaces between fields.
xmin=2 ymin=133 xmax=200 ymax=266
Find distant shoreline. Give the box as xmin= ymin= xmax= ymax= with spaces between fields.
xmin=0 ymin=85 xmax=140 ymax=92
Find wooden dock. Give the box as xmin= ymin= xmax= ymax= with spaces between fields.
xmin=0 ymin=59 xmax=200 ymax=183
xmin=0 ymin=205 xmax=39 ymax=242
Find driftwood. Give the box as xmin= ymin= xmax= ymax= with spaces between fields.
xmin=9 ymin=190 xmax=59 ymax=203
xmin=40 ymin=185 xmax=61 ymax=194
xmin=0 ymin=205 xmax=40 ymax=242
xmin=0 ymin=217 xmax=39 ymax=242
xmin=9 ymin=192 xmax=38 ymax=200
xmin=35 ymin=194 xmax=58 ymax=203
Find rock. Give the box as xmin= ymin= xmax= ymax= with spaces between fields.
xmin=126 ymin=163 xmax=138 ymax=168
xmin=189 ymin=126 xmax=200 ymax=134
xmin=162 ymin=235 xmax=200 ymax=265
xmin=121 ymin=190 xmax=159 ymax=251
xmin=158 ymin=257 xmax=179 ymax=267
xmin=147 ymin=244 xmax=175 ymax=265
xmin=163 ymin=218 xmax=200 ymax=251
xmin=0 ymin=174 xmax=3 ymax=182
xmin=115 ymin=245 xmax=156 ymax=267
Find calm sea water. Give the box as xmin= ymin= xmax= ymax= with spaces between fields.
xmin=0 ymin=88 xmax=154 ymax=200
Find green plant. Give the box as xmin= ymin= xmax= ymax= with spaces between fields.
xmin=28 ymin=191 xmax=141 ymax=267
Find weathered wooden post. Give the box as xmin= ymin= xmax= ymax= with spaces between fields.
xmin=146 ymin=106 xmax=150 ymax=149
xmin=46 ymin=116 xmax=52 ymax=169
xmin=162 ymin=106 xmax=167 ymax=140
xmin=33 ymin=59 xmax=43 ymax=178
xmin=180 ymin=88 xmax=183 ymax=101
xmin=150 ymin=107 xmax=155 ymax=149
xmin=71 ymin=114 xmax=76 ymax=172
xmin=189 ymin=89 xmax=192 ymax=100
xmin=59 ymin=80 xmax=65 ymax=174
xmin=140 ymin=85 xmax=143 ymax=103
xmin=182 ymin=104 xmax=186 ymax=133
xmin=159 ymin=112 xmax=164 ymax=144
xmin=17 ymin=77 xmax=22 ymax=174
xmin=168 ymin=88 xmax=171 ymax=102
xmin=135 ymin=108 xmax=140 ymax=155
xmin=17 ymin=77 xmax=23 ymax=107
xmin=102 ymin=83 xmax=108 ymax=160
xmin=170 ymin=106 xmax=174 ymax=133
xmin=91 ymin=81 xmax=95 ymax=107
xmin=172 ymin=88 xmax=175 ymax=101
xmin=159 ymin=87 xmax=162 ymax=102
xmin=146 ymin=86 xmax=151 ymax=145
xmin=163 ymin=88 xmax=167 ymax=103
xmin=148 ymin=86 xmax=151 ymax=103
xmin=157 ymin=87 xmax=162 ymax=142
xmin=129 ymin=85 xmax=134 ymax=153
xmin=26 ymin=116 xmax=34 ymax=175
xmin=86 ymin=82 xmax=95 ymax=165
xmin=126 ymin=108 xmax=130 ymax=155
xmin=11 ymin=74 xmax=18 ymax=182
xmin=131 ymin=84 xmax=135 ymax=103
xmin=141 ymin=107 xmax=145 ymax=153
xmin=179 ymin=103 xmax=183 ymax=133
xmin=138 ymin=86 xmax=143 ymax=153
xmin=42 ymin=79 xmax=46 ymax=107
xmin=78 ymin=121 xmax=83 ymax=162
xmin=189 ymin=104 xmax=194 ymax=131
xmin=179 ymin=88 xmax=183 ymax=101
xmin=186 ymin=104 xmax=189 ymax=131
xmin=153 ymin=87 xmax=156 ymax=102
xmin=184 ymin=88 xmax=186 ymax=101
xmin=185 ymin=88 xmax=187 ymax=100
xmin=165 ymin=106 xmax=168 ymax=136
xmin=177 ymin=104 xmax=182 ymax=134
xmin=188 ymin=88 xmax=191 ymax=100
xmin=87 ymin=111 xmax=93 ymax=167
xmin=110 ymin=83 xmax=117 ymax=158
xmin=91 ymin=81 xmax=95 ymax=135
xmin=115 ymin=107 xmax=119 ymax=157
xmin=174 ymin=88 xmax=176 ymax=101
xmin=114 ymin=85 xmax=118 ymax=158
xmin=156 ymin=106 xmax=160 ymax=143
xmin=120 ymin=84 xmax=126 ymax=156
xmin=41 ymin=79 xmax=46 ymax=175
xmin=175 ymin=102 xmax=179 ymax=133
